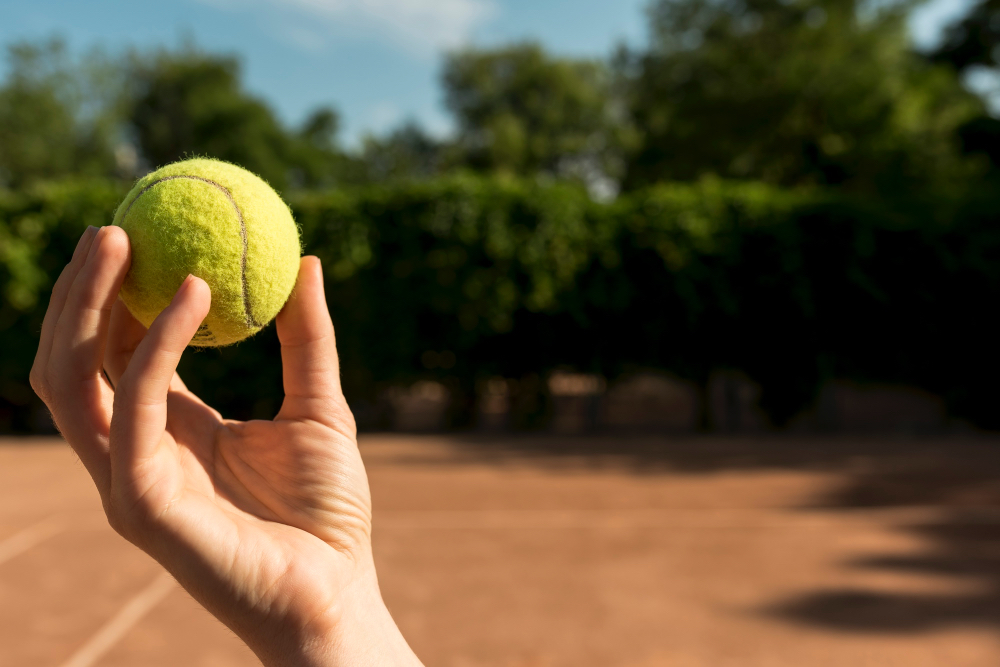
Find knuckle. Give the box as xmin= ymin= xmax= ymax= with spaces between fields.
xmin=111 ymin=382 xmax=134 ymax=412
xmin=331 ymin=401 xmax=358 ymax=438
xmin=104 ymin=503 xmax=136 ymax=541
xmin=42 ymin=368 xmax=61 ymax=400
xmin=104 ymin=503 xmax=127 ymax=537
xmin=109 ymin=488 xmax=167 ymax=541
xmin=29 ymin=365 xmax=47 ymax=398
xmin=342 ymin=411 xmax=358 ymax=438
xmin=106 ymin=494 xmax=138 ymax=535
xmin=127 ymin=501 xmax=160 ymax=529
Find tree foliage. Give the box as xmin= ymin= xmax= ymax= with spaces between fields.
xmin=358 ymin=122 xmax=447 ymax=183
xmin=0 ymin=39 xmax=119 ymax=188
xmin=5 ymin=177 xmax=1000 ymax=432
xmin=443 ymin=42 xmax=630 ymax=193
xmin=624 ymin=0 xmax=984 ymax=192
xmin=126 ymin=47 xmax=353 ymax=190
xmin=932 ymin=0 xmax=1000 ymax=70
xmin=5 ymin=0 xmax=1000 ymax=433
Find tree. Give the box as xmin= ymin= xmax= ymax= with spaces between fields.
xmin=359 ymin=122 xmax=446 ymax=183
xmin=0 ymin=39 xmax=118 ymax=188
xmin=287 ymin=107 xmax=363 ymax=188
xmin=442 ymin=43 xmax=630 ymax=194
xmin=126 ymin=48 xmax=357 ymax=191
xmin=624 ymin=0 xmax=983 ymax=193
xmin=127 ymin=48 xmax=295 ymax=188
xmin=932 ymin=0 xmax=1000 ymax=70
xmin=928 ymin=0 xmax=1000 ymax=170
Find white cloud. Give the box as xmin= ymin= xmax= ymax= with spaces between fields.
xmin=250 ymin=0 xmax=497 ymax=54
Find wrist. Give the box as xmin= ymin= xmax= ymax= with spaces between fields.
xmin=251 ymin=554 xmax=421 ymax=667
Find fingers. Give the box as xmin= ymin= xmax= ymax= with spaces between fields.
xmin=111 ymin=275 xmax=211 ymax=471
xmin=33 ymin=225 xmax=98 ymax=380
xmin=31 ymin=226 xmax=131 ymax=494
xmin=276 ymin=257 xmax=351 ymax=428
xmin=106 ymin=284 xmax=223 ymax=450
xmin=50 ymin=226 xmax=131 ymax=383
xmin=105 ymin=297 xmax=219 ymax=416
xmin=104 ymin=298 xmax=148 ymax=387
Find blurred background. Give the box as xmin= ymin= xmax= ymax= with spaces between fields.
xmin=4 ymin=0 xmax=1000 ymax=665
xmin=2 ymin=0 xmax=1000 ymax=433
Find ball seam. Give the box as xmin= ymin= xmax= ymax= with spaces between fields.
xmin=120 ymin=174 xmax=262 ymax=330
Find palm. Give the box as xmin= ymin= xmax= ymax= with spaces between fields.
xmin=144 ymin=376 xmax=370 ymax=539
xmin=145 ymin=390 xmax=372 ymax=617
xmin=215 ymin=417 xmax=370 ymax=548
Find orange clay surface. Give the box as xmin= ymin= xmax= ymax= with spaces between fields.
xmin=2 ymin=433 xmax=1000 ymax=667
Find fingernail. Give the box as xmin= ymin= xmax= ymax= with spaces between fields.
xmin=178 ymin=274 xmax=198 ymax=295
xmin=85 ymin=226 xmax=109 ymax=259
xmin=72 ymin=226 xmax=98 ymax=259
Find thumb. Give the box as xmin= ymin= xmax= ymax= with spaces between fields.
xmin=275 ymin=257 xmax=351 ymax=430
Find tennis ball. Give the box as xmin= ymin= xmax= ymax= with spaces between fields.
xmin=112 ymin=158 xmax=301 ymax=347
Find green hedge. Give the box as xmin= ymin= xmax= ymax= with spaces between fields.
xmin=3 ymin=176 xmax=999 ymax=431
xmin=1 ymin=180 xmax=126 ymax=430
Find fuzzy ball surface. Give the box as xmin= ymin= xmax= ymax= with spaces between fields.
xmin=112 ymin=158 xmax=301 ymax=347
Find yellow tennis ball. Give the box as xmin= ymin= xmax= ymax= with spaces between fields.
xmin=112 ymin=158 xmax=301 ymax=347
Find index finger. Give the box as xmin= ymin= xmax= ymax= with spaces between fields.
xmin=111 ymin=275 xmax=211 ymax=472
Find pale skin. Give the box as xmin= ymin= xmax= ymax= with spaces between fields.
xmin=30 ymin=225 xmax=424 ymax=667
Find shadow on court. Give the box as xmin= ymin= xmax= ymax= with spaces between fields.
xmin=400 ymin=433 xmax=1000 ymax=637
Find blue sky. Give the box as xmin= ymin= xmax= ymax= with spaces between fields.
xmin=0 ymin=0 xmax=981 ymax=146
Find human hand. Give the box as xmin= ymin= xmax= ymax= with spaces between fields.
xmin=31 ymin=225 xmax=422 ymax=667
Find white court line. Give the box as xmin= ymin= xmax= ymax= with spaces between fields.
xmin=0 ymin=515 xmax=64 ymax=566
xmin=57 ymin=571 xmax=176 ymax=667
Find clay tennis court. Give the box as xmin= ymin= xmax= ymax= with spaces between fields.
xmin=2 ymin=433 xmax=1000 ymax=666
